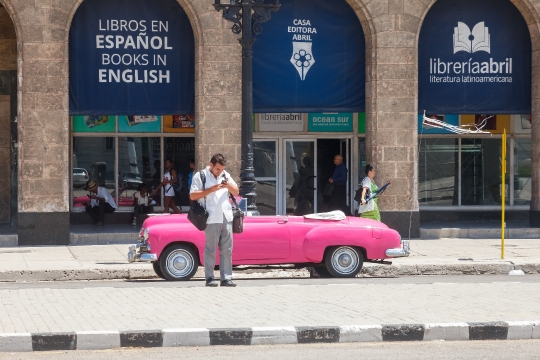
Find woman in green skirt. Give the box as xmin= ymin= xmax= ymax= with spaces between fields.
xmin=358 ymin=164 xmax=380 ymax=221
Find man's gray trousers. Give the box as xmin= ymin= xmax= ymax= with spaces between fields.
xmin=203 ymin=215 xmax=233 ymax=281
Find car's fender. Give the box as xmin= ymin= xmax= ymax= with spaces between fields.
xmin=145 ymin=222 xmax=206 ymax=263
xmin=302 ymin=223 xmax=401 ymax=262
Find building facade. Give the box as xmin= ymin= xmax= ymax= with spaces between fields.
xmin=0 ymin=0 xmax=538 ymax=244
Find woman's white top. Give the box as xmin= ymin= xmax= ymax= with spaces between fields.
xmin=134 ymin=191 xmax=149 ymax=206
xmin=163 ymin=170 xmax=176 ymax=197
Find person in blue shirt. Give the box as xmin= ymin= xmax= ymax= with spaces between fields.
xmin=328 ymin=154 xmax=350 ymax=215
xmin=187 ymin=158 xmax=195 ymax=188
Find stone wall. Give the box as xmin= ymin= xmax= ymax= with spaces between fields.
xmin=0 ymin=0 xmax=537 ymax=241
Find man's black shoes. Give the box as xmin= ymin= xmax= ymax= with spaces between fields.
xmin=205 ymin=278 xmax=218 ymax=287
xmin=220 ymin=280 xmax=237 ymax=287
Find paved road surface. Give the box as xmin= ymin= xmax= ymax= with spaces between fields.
xmin=0 ymin=340 xmax=539 ymax=360
xmin=0 ymin=275 xmax=538 ymax=333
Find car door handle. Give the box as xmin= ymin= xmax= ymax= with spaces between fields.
xmin=277 ymin=218 xmax=288 ymax=224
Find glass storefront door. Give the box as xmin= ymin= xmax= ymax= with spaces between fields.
xmin=253 ymin=140 xmax=278 ymax=215
xmin=284 ymin=140 xmax=317 ymax=215
xmin=254 ymin=137 xmax=354 ymax=216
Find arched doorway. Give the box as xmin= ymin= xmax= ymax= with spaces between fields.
xmin=251 ymin=0 xmax=366 ymax=217
xmin=68 ymin=0 xmax=195 ymax=225
xmin=0 ymin=4 xmax=17 ymax=229
xmin=417 ymin=0 xmax=532 ymax=221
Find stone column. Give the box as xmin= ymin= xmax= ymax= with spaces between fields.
xmin=0 ymin=7 xmax=16 ymax=227
xmin=364 ymin=0 xmax=422 ymax=238
xmin=508 ymin=1 xmax=540 ymax=226
xmin=17 ymin=1 xmax=71 ymax=244
xmin=193 ymin=3 xmax=242 ymax=179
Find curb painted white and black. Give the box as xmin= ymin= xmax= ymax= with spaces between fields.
xmin=0 ymin=321 xmax=538 ymax=352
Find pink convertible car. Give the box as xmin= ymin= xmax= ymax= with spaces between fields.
xmin=127 ymin=213 xmax=410 ymax=280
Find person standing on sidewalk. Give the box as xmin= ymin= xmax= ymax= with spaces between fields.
xmin=359 ymin=164 xmax=380 ymax=222
xmin=190 ymin=153 xmax=239 ymax=287
xmin=328 ymin=154 xmax=350 ymax=215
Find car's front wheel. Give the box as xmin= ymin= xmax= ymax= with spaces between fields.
xmin=324 ymin=246 xmax=363 ymax=278
xmin=152 ymin=261 xmax=166 ymax=280
xmin=159 ymin=244 xmax=199 ymax=281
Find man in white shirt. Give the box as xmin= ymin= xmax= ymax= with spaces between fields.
xmin=84 ymin=180 xmax=117 ymax=226
xmin=190 ymin=153 xmax=239 ymax=287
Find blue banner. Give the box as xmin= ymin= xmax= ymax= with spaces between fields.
xmin=69 ymin=0 xmax=194 ymax=115
xmin=419 ymin=0 xmax=531 ymax=114
xmin=253 ymin=0 xmax=365 ymax=113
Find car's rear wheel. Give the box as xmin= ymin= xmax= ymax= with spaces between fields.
xmin=313 ymin=266 xmax=332 ymax=278
xmin=152 ymin=261 xmax=166 ymax=279
xmin=159 ymin=244 xmax=199 ymax=281
xmin=324 ymin=246 xmax=363 ymax=278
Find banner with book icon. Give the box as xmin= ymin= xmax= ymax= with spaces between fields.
xmin=163 ymin=115 xmax=195 ymax=133
xmin=72 ymin=115 xmax=116 ymax=133
xmin=419 ymin=0 xmax=531 ymax=114
xmin=118 ymin=115 xmax=161 ymax=132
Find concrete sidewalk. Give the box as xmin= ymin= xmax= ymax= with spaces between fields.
xmin=0 ymin=278 xmax=539 ymax=351
xmin=0 ymin=239 xmax=538 ymax=282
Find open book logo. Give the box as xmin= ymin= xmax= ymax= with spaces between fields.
xmin=453 ymin=22 xmax=490 ymax=54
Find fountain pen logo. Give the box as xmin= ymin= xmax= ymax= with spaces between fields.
xmin=453 ymin=21 xmax=491 ymax=54
xmin=290 ymin=42 xmax=315 ymax=81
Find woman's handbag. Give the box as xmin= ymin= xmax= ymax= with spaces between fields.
xmin=187 ymin=170 xmax=208 ymax=231
xmin=229 ymin=194 xmax=244 ymax=234
xmin=358 ymin=200 xmax=375 ymax=214
xmin=323 ymin=183 xmax=335 ymax=196
xmin=354 ymin=188 xmax=362 ymax=202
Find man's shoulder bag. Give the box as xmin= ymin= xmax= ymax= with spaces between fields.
xmin=229 ymin=194 xmax=244 ymax=234
xmin=323 ymin=183 xmax=335 ymax=196
xmin=187 ymin=170 xmax=208 ymax=231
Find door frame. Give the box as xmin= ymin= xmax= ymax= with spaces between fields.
xmin=254 ymin=134 xmax=357 ymax=215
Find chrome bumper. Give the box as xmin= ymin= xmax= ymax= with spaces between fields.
xmin=385 ymin=239 xmax=410 ymax=258
xmin=127 ymin=243 xmax=157 ymax=263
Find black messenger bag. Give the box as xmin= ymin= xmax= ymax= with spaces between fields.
xmin=187 ymin=171 xmax=208 ymax=231
xmin=229 ymin=193 xmax=244 ymax=234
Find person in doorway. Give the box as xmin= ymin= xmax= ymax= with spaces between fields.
xmin=83 ymin=180 xmax=117 ymax=226
xmin=358 ymin=164 xmax=380 ymax=221
xmin=190 ymin=153 xmax=239 ymax=287
xmin=131 ymin=183 xmax=155 ymax=226
xmin=152 ymin=158 xmax=181 ymax=214
xmin=328 ymin=154 xmax=350 ymax=214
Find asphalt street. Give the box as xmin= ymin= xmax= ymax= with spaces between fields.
xmin=0 ymin=340 xmax=538 ymax=360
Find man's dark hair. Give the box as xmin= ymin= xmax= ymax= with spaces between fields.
xmin=210 ymin=153 xmax=226 ymax=166
xmin=165 ymin=158 xmax=173 ymax=164
xmin=190 ymin=158 xmax=195 ymax=164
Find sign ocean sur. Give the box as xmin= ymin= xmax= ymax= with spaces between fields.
xmin=418 ymin=0 xmax=531 ymax=114
xmin=69 ymin=0 xmax=195 ymax=116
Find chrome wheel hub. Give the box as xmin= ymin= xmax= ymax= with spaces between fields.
xmin=166 ymin=249 xmax=194 ymax=278
xmin=331 ymin=247 xmax=359 ymax=275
